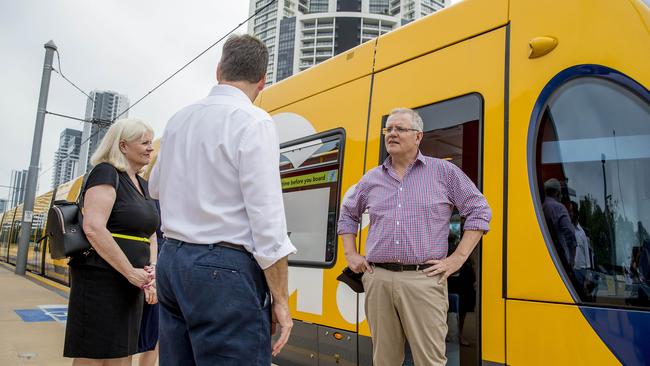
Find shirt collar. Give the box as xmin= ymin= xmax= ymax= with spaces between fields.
xmin=208 ymin=84 xmax=251 ymax=104
xmin=382 ymin=151 xmax=427 ymax=170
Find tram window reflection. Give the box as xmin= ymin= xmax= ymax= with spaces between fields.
xmin=535 ymin=76 xmax=650 ymax=308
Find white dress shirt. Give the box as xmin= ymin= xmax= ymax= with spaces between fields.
xmin=149 ymin=85 xmax=296 ymax=269
xmin=574 ymin=223 xmax=591 ymax=269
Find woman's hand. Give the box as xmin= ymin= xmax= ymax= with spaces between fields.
xmin=144 ymin=264 xmax=156 ymax=281
xmin=126 ymin=268 xmax=153 ymax=288
xmin=144 ymin=285 xmax=157 ymax=305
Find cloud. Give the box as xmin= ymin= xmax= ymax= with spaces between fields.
xmin=0 ymin=0 xmax=248 ymax=197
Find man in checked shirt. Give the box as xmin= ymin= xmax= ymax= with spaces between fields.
xmin=338 ymin=108 xmax=491 ymax=366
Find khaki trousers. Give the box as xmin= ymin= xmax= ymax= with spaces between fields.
xmin=362 ymin=266 xmax=448 ymax=366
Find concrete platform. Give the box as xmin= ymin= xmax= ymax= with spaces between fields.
xmin=0 ymin=263 xmax=275 ymax=366
xmin=0 ymin=262 xmax=70 ymax=366
xmin=0 ymin=264 xmax=157 ymax=366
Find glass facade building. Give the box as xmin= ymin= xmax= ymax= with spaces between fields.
xmin=51 ymin=128 xmax=82 ymax=189
xmin=78 ymin=90 xmax=129 ymax=175
xmin=248 ymin=0 xmax=450 ymax=85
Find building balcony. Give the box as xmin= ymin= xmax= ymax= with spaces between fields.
xmin=362 ymin=25 xmax=381 ymax=32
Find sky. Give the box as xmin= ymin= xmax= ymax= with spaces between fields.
xmin=0 ymin=0 xmax=249 ymax=199
xmin=0 ymin=0 xmax=464 ymax=201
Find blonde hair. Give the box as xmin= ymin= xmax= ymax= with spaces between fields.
xmin=90 ymin=118 xmax=154 ymax=172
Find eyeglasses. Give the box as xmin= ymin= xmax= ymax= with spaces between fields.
xmin=382 ymin=126 xmax=421 ymax=135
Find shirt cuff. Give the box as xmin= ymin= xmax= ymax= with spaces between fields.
xmin=336 ymin=224 xmax=359 ymax=235
xmin=337 ymin=221 xmax=360 ymax=235
xmin=254 ymin=238 xmax=297 ymax=270
xmin=463 ymin=218 xmax=490 ymax=233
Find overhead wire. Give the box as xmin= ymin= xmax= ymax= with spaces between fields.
xmin=114 ymin=0 xmax=277 ymax=120
xmin=53 ymin=49 xmax=95 ymax=103
xmin=39 ymin=1 xmax=278 ymax=184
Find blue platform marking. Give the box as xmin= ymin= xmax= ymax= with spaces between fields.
xmin=41 ymin=306 xmax=68 ymax=322
xmin=15 ymin=309 xmax=55 ymax=322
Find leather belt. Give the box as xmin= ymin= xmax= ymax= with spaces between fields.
xmin=373 ymin=262 xmax=433 ymax=272
xmin=215 ymin=242 xmax=248 ymax=253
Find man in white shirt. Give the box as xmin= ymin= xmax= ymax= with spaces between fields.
xmin=149 ymin=34 xmax=296 ymax=365
xmin=569 ymin=201 xmax=592 ymax=270
xmin=568 ymin=201 xmax=595 ymax=299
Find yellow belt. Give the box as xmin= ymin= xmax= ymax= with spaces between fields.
xmin=111 ymin=233 xmax=150 ymax=243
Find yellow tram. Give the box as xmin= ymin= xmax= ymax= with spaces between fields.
xmin=1 ymin=0 xmax=648 ymax=364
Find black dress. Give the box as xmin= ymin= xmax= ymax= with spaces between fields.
xmin=64 ymin=163 xmax=160 ymax=359
xmin=138 ymin=205 xmax=162 ymax=353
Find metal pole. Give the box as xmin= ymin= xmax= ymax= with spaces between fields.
xmin=15 ymin=40 xmax=57 ymax=275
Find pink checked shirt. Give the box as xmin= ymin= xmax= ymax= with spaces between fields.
xmin=338 ymin=152 xmax=491 ymax=264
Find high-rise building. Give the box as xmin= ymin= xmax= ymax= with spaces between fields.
xmin=248 ymin=0 xmax=450 ymax=85
xmin=52 ymin=128 xmax=82 ymax=189
xmin=10 ymin=169 xmax=28 ymax=208
xmin=77 ymin=90 xmax=129 ymax=175
xmin=0 ymin=199 xmax=8 ymax=213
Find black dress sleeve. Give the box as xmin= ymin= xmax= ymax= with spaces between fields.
xmin=85 ymin=163 xmax=119 ymax=191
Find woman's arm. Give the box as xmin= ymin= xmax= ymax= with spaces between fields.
xmin=82 ymin=184 xmax=150 ymax=288
xmin=148 ymin=232 xmax=158 ymax=267
xmin=144 ymin=232 xmax=159 ymax=304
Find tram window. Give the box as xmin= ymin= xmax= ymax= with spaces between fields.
xmin=0 ymin=212 xmax=9 ymax=261
xmin=534 ymin=75 xmax=650 ymax=309
xmin=280 ymin=130 xmax=344 ymax=266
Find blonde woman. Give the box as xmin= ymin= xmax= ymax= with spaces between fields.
xmin=64 ymin=119 xmax=160 ymax=366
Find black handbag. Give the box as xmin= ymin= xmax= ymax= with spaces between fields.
xmin=46 ymin=168 xmax=119 ymax=259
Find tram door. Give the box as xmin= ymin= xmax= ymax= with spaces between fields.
xmin=365 ymin=24 xmax=507 ymax=365
xmin=505 ymin=0 xmax=650 ymax=364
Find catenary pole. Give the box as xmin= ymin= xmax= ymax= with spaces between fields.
xmin=15 ymin=40 xmax=57 ymax=275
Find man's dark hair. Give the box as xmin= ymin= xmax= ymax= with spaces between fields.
xmin=219 ymin=34 xmax=268 ymax=83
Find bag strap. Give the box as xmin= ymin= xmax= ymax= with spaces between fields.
xmin=76 ymin=165 xmax=121 ymax=209
xmin=75 ymin=172 xmax=91 ymax=208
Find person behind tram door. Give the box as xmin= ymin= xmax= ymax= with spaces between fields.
xmin=63 ymin=119 xmax=160 ymax=366
xmin=446 ymin=218 xmax=477 ymax=347
xmin=568 ymin=201 xmax=596 ymax=299
xmin=337 ymin=108 xmax=491 ymax=366
xmin=634 ymin=222 xmax=650 ymax=306
xmin=149 ymin=34 xmax=297 ymax=365
xmin=542 ymin=178 xmax=577 ymax=270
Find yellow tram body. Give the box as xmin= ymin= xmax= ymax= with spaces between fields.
xmin=2 ymin=0 xmax=648 ymax=364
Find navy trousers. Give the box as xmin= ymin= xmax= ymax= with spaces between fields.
xmin=157 ymin=238 xmax=271 ymax=366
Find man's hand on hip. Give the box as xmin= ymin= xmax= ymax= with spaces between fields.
xmin=345 ymin=251 xmax=373 ymax=274
xmin=271 ymin=301 xmax=293 ymax=356
xmin=423 ymin=253 xmax=466 ymax=284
